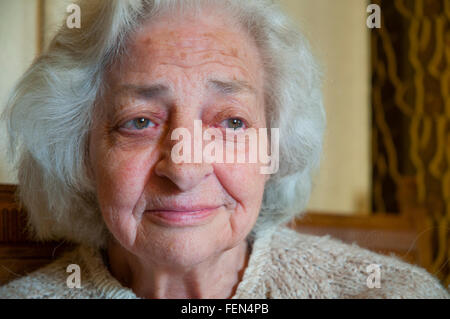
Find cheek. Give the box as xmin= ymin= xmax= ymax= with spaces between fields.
xmin=90 ymin=137 xmax=156 ymax=224
xmin=214 ymin=163 xmax=266 ymax=224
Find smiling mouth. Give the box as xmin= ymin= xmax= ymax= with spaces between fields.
xmin=144 ymin=206 xmax=222 ymax=227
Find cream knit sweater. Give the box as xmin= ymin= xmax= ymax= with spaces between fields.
xmin=0 ymin=226 xmax=448 ymax=299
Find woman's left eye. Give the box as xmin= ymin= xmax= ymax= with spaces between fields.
xmin=220 ymin=118 xmax=246 ymax=130
xmin=122 ymin=118 xmax=156 ymax=130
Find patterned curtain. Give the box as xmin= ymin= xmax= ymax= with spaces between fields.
xmin=371 ymin=0 xmax=450 ymax=285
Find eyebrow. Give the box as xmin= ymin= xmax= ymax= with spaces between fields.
xmin=119 ymin=84 xmax=169 ymax=99
xmin=208 ymin=79 xmax=256 ymax=96
xmin=118 ymin=78 xmax=256 ymax=100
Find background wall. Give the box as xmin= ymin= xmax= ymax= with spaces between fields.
xmin=278 ymin=0 xmax=371 ymax=214
xmin=0 ymin=0 xmax=371 ymax=215
xmin=0 ymin=0 xmax=38 ymax=184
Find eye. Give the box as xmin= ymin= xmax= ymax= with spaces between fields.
xmin=122 ymin=118 xmax=156 ymax=130
xmin=221 ymin=118 xmax=246 ymax=131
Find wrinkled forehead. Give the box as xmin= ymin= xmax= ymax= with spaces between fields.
xmin=108 ymin=9 xmax=264 ymax=93
xmin=131 ymin=6 xmax=252 ymax=54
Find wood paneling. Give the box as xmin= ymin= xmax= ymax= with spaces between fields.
xmin=291 ymin=213 xmax=418 ymax=265
xmin=0 ymin=243 xmax=74 ymax=285
xmin=0 ymin=185 xmax=74 ymax=285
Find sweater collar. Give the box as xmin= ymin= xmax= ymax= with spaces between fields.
xmin=77 ymin=229 xmax=275 ymax=299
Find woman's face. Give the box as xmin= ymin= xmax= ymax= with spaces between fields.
xmin=89 ymin=11 xmax=268 ymax=267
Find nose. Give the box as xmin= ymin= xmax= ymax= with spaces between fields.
xmin=154 ymin=116 xmax=213 ymax=192
xmin=154 ymin=156 xmax=213 ymax=192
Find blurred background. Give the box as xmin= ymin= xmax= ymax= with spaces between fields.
xmin=0 ymin=0 xmax=448 ymax=286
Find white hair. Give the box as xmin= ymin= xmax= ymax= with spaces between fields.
xmin=3 ymin=0 xmax=325 ymax=248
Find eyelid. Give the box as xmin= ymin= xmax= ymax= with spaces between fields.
xmin=113 ymin=109 xmax=165 ymax=128
xmin=115 ymin=116 xmax=162 ymax=136
xmin=121 ymin=118 xmax=156 ymax=130
xmin=218 ymin=117 xmax=248 ymax=130
xmin=112 ymin=103 xmax=166 ymax=120
xmin=211 ymin=109 xmax=253 ymax=128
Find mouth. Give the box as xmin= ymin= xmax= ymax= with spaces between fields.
xmin=144 ymin=206 xmax=223 ymax=227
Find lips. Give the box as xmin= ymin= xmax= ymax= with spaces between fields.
xmin=144 ymin=205 xmax=223 ymax=227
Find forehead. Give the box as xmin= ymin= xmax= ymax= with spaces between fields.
xmin=110 ymin=11 xmax=264 ymax=92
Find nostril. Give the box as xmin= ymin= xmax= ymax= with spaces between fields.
xmin=154 ymin=157 xmax=214 ymax=192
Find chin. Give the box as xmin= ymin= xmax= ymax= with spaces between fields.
xmin=130 ymin=217 xmax=234 ymax=267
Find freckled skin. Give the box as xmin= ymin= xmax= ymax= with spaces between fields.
xmin=89 ymin=11 xmax=268 ymax=298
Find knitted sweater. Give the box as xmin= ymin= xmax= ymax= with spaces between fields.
xmin=0 ymin=226 xmax=448 ymax=299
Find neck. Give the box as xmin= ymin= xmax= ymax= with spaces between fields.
xmin=105 ymin=238 xmax=250 ymax=299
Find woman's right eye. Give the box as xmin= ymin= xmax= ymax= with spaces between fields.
xmin=122 ymin=118 xmax=156 ymax=130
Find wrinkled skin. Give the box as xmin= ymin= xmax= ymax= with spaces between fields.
xmin=89 ymin=9 xmax=268 ymax=298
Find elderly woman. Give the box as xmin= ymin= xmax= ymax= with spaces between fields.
xmin=0 ymin=0 xmax=448 ymax=299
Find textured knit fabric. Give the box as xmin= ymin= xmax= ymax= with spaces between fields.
xmin=0 ymin=226 xmax=448 ymax=299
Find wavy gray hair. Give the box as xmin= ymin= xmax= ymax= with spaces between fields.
xmin=3 ymin=0 xmax=325 ymax=248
